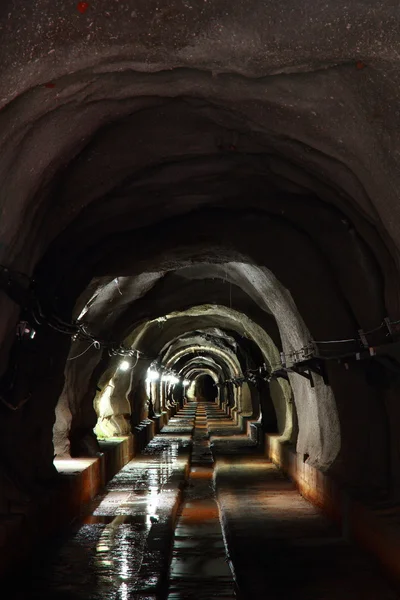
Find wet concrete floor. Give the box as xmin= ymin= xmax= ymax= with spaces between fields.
xmin=4 ymin=400 xmax=400 ymax=599
xmin=216 ymin=457 xmax=399 ymax=599
xmin=7 ymin=417 xmax=194 ymax=599
xmin=167 ymin=402 xmax=236 ymax=599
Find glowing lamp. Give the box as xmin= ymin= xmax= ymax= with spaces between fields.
xmin=162 ymin=374 xmax=179 ymax=384
xmin=146 ymin=369 xmax=160 ymax=382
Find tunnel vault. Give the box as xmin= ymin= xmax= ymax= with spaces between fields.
xmin=0 ymin=0 xmax=400 ymax=523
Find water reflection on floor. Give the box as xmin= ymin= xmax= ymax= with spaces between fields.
xmin=167 ymin=402 xmax=236 ymax=600
xmin=6 ymin=400 xmax=398 ymax=600
xmin=12 ymin=429 xmax=192 ymax=600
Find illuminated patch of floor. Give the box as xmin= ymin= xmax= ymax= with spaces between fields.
xmin=19 ymin=407 xmax=195 ymax=599
xmin=167 ymin=402 xmax=236 ymax=600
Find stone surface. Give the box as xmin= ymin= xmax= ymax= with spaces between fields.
xmin=3 ymin=401 xmax=398 ymax=598
xmin=8 ymin=427 xmax=192 ymax=598
xmin=216 ymin=456 xmax=398 ymax=599
xmin=0 ymin=0 xmax=399 ymax=542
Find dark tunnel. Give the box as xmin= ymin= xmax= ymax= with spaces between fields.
xmin=1 ymin=1 xmax=400 ymax=598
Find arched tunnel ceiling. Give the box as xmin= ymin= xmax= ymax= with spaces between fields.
xmin=166 ymin=343 xmax=241 ymax=378
xmin=163 ymin=332 xmax=242 ymax=373
xmin=1 ymin=21 xmax=400 ymax=341
xmin=159 ymin=326 xmax=268 ymax=380
xmin=128 ymin=304 xmax=280 ymax=369
xmin=0 ymin=2 xmax=399 ymax=329
xmin=1 ymin=1 xmax=400 ymax=497
xmin=180 ymin=357 xmax=222 ymax=380
xmin=73 ymin=268 xmax=282 ymax=347
xmin=31 ymin=204 xmax=394 ymax=362
xmin=0 ymin=48 xmax=399 ymax=379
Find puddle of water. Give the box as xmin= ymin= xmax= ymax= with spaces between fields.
xmin=13 ymin=421 xmax=195 ymax=599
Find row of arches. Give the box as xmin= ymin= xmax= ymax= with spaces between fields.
xmin=0 ymin=31 xmax=399 ymax=511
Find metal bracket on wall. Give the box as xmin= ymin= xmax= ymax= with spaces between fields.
xmin=289 ymin=358 xmax=329 ymax=388
xmin=268 ymin=368 xmax=290 ymax=383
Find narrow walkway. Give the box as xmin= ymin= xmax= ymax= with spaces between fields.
xmin=10 ymin=408 xmax=195 ymax=600
xmin=167 ymin=401 xmax=236 ymax=599
xmin=172 ymin=401 xmax=399 ymax=600
xmin=215 ymin=460 xmax=399 ymax=600
xmin=6 ymin=400 xmax=400 ymax=599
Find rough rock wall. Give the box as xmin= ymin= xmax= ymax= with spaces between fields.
xmin=0 ymin=0 xmax=400 ymax=508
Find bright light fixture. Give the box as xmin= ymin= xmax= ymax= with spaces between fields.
xmin=146 ymin=369 xmax=160 ymax=382
xmin=119 ymin=360 xmax=130 ymax=372
xmin=162 ymin=374 xmax=179 ymax=384
xmin=183 ymin=379 xmax=190 ymax=386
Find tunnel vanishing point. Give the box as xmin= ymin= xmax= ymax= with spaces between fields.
xmin=1 ymin=1 xmax=400 ymax=598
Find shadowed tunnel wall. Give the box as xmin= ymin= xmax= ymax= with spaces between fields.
xmin=0 ymin=0 xmax=400 ymax=544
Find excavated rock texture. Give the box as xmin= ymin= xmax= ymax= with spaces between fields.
xmin=0 ymin=0 xmax=399 ymax=509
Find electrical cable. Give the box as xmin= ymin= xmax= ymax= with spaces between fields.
xmin=314 ymin=338 xmax=357 ymax=344
xmin=362 ymin=322 xmax=385 ymax=335
xmin=67 ymin=340 xmax=101 ymax=361
xmin=2 ymin=263 xmax=399 ymax=383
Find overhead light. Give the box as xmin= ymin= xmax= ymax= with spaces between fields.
xmin=119 ymin=360 xmax=130 ymax=372
xmin=162 ymin=374 xmax=179 ymax=384
xmin=183 ymin=380 xmax=190 ymax=386
xmin=146 ymin=369 xmax=160 ymax=382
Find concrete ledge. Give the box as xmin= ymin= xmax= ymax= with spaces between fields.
xmin=99 ymin=434 xmax=135 ymax=482
xmin=248 ymin=420 xmax=264 ymax=446
xmin=133 ymin=419 xmax=155 ymax=453
xmin=153 ymin=411 xmax=169 ymax=433
xmin=266 ymin=435 xmax=342 ymax=522
xmin=265 ymin=434 xmax=400 ymax=589
xmin=0 ymin=435 xmax=135 ymax=579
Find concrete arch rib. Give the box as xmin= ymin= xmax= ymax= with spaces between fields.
xmin=225 ymin=262 xmax=340 ymax=469
xmin=126 ymin=276 xmax=339 ymax=469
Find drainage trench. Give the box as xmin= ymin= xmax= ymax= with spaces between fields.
xmin=167 ymin=400 xmax=236 ymax=599
xmin=5 ymin=399 xmax=397 ymax=600
xmin=7 ymin=408 xmax=196 ymax=599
